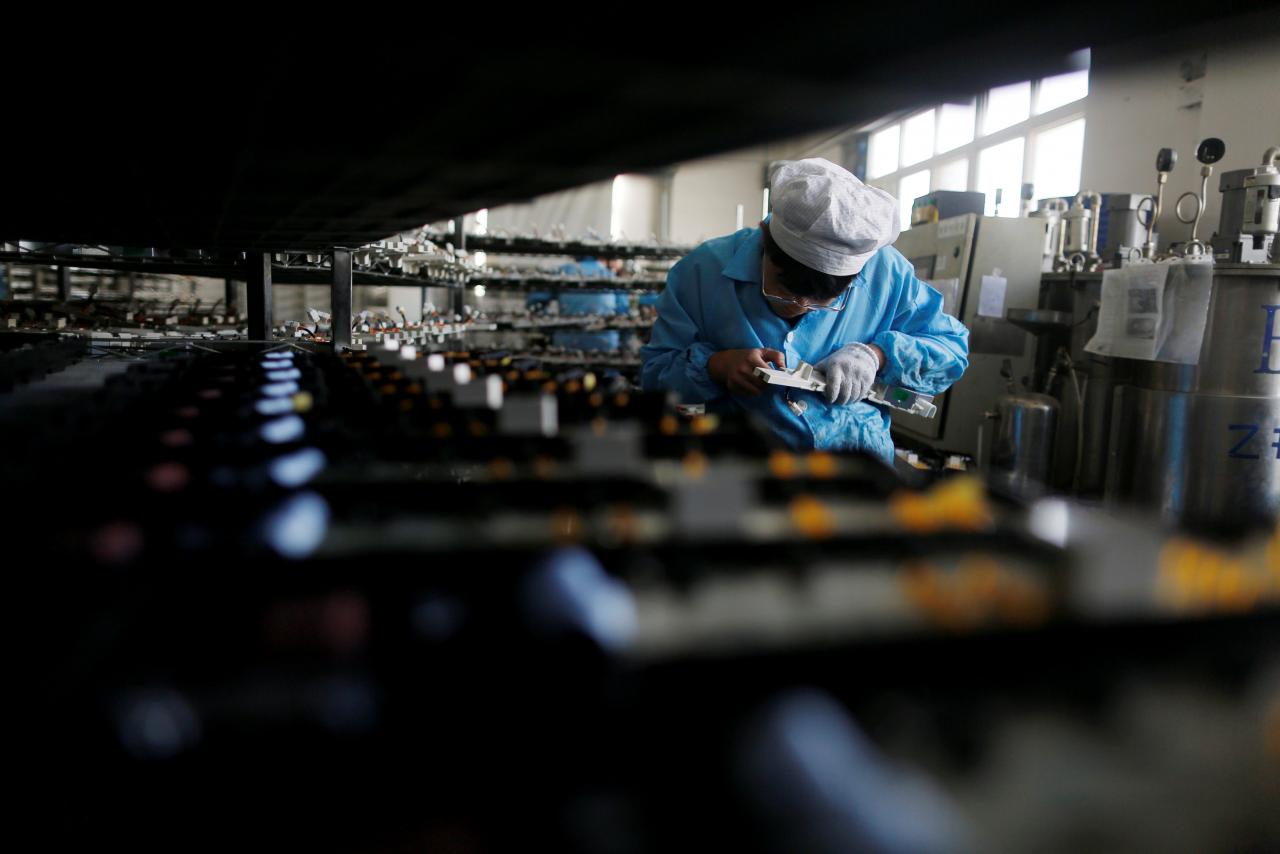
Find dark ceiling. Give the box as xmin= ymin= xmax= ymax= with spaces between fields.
xmin=3 ymin=4 xmax=1273 ymax=252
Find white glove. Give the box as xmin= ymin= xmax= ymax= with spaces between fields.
xmin=818 ymin=342 xmax=879 ymax=405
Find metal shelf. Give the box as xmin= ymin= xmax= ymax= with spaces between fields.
xmin=435 ymin=233 xmax=691 ymax=260
xmin=471 ymin=276 xmax=665 ymax=292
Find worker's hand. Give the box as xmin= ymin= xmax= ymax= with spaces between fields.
xmin=708 ymin=348 xmax=787 ymax=397
xmin=818 ymin=342 xmax=882 ymax=405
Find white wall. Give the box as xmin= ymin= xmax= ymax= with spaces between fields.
xmin=485 ymin=180 xmax=613 ymax=239
xmin=611 ymin=174 xmax=663 ymax=242
xmin=669 ymin=154 xmax=765 ymax=244
xmin=1082 ymin=14 xmax=1280 ymax=244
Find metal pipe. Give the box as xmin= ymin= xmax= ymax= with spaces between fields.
xmin=1073 ymin=190 xmax=1103 ymax=266
xmin=1263 ymin=146 xmax=1280 ymax=168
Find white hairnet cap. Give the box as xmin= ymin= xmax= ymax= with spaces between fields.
xmin=768 ymin=158 xmax=901 ymax=276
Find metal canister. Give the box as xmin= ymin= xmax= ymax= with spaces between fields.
xmin=1106 ymin=263 xmax=1280 ymax=532
xmin=987 ymin=392 xmax=1060 ymax=498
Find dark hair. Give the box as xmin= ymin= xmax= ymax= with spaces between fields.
xmin=761 ymin=221 xmax=854 ymax=300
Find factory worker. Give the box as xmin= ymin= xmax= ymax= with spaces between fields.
xmin=640 ymin=158 xmax=969 ymax=465
xmin=527 ymin=257 xmax=630 ymax=351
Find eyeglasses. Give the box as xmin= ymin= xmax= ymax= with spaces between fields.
xmin=760 ymin=279 xmax=851 ymax=313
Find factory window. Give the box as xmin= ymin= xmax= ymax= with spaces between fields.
xmin=977 ymin=138 xmax=1026 ymax=217
xmin=901 ymin=110 xmax=935 ymax=167
xmin=983 ymin=81 xmax=1032 ymax=135
xmin=936 ymin=101 xmax=976 ymax=154
xmin=933 ymin=158 xmax=969 ymax=192
xmin=1030 ymin=118 xmax=1087 ymax=200
xmin=868 ymin=125 xmax=901 ymax=179
xmin=1036 ymin=69 xmax=1089 ymax=114
xmin=898 ymin=169 xmax=931 ymax=225
xmin=852 ymin=50 xmax=1089 ymax=225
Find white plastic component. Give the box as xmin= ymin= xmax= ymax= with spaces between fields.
xmin=753 ymin=362 xmax=827 ymax=392
xmin=499 ymin=393 xmax=559 ymax=437
xmin=454 ymin=374 xmax=503 ymax=409
xmin=754 ymin=361 xmax=938 ymax=418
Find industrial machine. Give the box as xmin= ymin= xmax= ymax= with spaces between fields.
xmin=1106 ymin=141 xmax=1280 ymax=532
xmin=890 ymin=214 xmax=1046 ymax=462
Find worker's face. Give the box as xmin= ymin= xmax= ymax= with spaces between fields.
xmin=760 ymin=256 xmax=835 ymax=319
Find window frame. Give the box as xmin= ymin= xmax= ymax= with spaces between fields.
xmin=862 ymin=73 xmax=1088 ymax=218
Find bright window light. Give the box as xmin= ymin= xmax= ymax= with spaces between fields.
xmin=901 ymin=110 xmax=935 ymax=167
xmin=977 ymin=137 xmax=1026 ymax=217
xmin=1031 ymin=119 xmax=1086 ymax=200
xmin=983 ymin=81 xmax=1031 ymax=135
xmin=933 ymin=158 xmax=969 ymax=192
xmin=474 ymin=208 xmax=489 ymax=235
xmin=868 ymin=125 xmax=900 ymax=179
xmin=936 ymin=100 xmax=976 ymax=153
xmin=1036 ymin=69 xmax=1089 ymax=114
xmin=898 ymin=170 xmax=931 ymax=227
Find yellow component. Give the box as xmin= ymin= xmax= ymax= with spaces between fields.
xmin=533 ymin=455 xmax=556 ymax=480
xmin=768 ymin=451 xmax=797 ymax=479
xmin=551 ymin=507 xmax=583 ymax=543
xmin=500 ymin=356 xmax=512 ymax=367
xmin=682 ymin=451 xmax=708 ymax=480
xmin=432 ymin=422 xmax=452 ymax=439
xmin=613 ymin=392 xmax=631 ymax=408
xmin=890 ymin=476 xmax=992 ymax=533
xmin=489 ymin=458 xmax=514 ymax=480
xmin=790 ymin=495 xmax=835 ymax=539
xmin=806 ymin=452 xmax=838 ymax=479
xmin=290 ymin=392 xmax=314 ymax=413
xmin=690 ymin=415 xmax=719 ymax=435
xmin=583 ymin=373 xmax=597 ymax=392
xmin=659 ymin=415 xmax=679 ymax=435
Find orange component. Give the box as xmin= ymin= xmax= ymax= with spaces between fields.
xmin=790 ymin=495 xmax=835 ymax=539
xmin=682 ymin=451 xmax=708 ymax=479
xmin=806 ymin=452 xmax=838 ymax=479
xmin=533 ymin=456 xmax=556 ymax=480
xmin=659 ymin=415 xmax=679 ymax=436
xmin=432 ymin=422 xmax=452 ymax=439
xmin=690 ymin=415 xmax=719 ymax=435
xmin=489 ymin=458 xmax=514 ymax=480
xmin=890 ymin=476 xmax=992 ymax=533
xmin=768 ymin=451 xmax=797 ymax=479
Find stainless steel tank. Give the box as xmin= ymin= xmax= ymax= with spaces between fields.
xmin=1026 ymin=271 xmax=1115 ymax=497
xmin=987 ymin=392 xmax=1059 ymax=498
xmin=1106 ymin=263 xmax=1280 ymax=532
